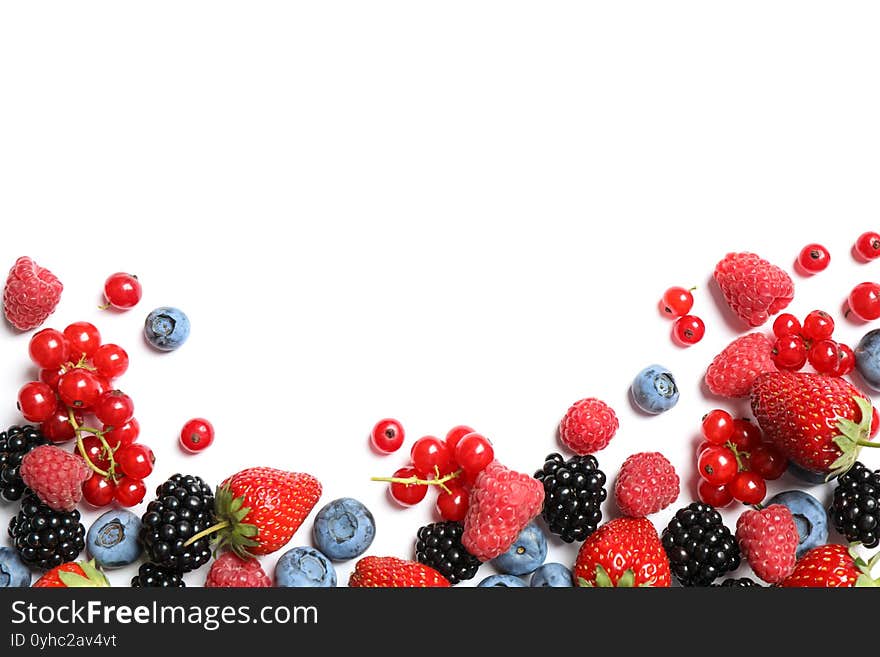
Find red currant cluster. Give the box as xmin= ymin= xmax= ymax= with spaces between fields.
xmin=771 ymin=310 xmax=854 ymax=375
xmin=371 ymin=420 xmax=494 ymax=522
xmin=660 ymin=286 xmax=705 ymax=346
xmin=695 ymin=409 xmax=786 ymax=507
xmin=16 ymin=322 xmax=154 ymax=508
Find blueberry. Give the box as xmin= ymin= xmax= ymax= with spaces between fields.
xmin=630 ymin=365 xmax=679 ymax=414
xmin=0 ymin=547 xmax=31 ymax=587
xmin=787 ymin=461 xmax=828 ymax=485
xmin=477 ymin=574 xmax=527 ymax=587
xmin=313 ymin=497 xmax=375 ymax=561
xmin=86 ymin=510 xmax=143 ymax=569
xmin=530 ymin=562 xmax=573 ymax=587
xmin=765 ymin=490 xmax=829 ymax=559
xmin=856 ymin=329 xmax=880 ymax=390
xmin=491 ymin=522 xmax=547 ymax=576
xmin=144 ymin=307 xmax=191 ymax=351
xmin=275 ymin=547 xmax=337 ymax=587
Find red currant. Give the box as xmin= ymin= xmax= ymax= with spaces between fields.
xmin=772 ymin=335 xmax=808 ymax=371
xmin=410 ymin=436 xmax=454 ymax=477
xmin=92 ymin=343 xmax=129 ymax=380
xmin=93 ymin=390 xmax=134 ymax=427
xmin=696 ymin=441 xmax=714 ymax=456
xmin=28 ymin=329 xmax=69 ymax=369
xmin=17 ymin=381 xmax=57 ymax=423
xmin=854 ymin=232 xmax=880 ymax=261
xmin=749 ymin=444 xmax=787 ymax=480
xmin=57 ymin=369 xmax=104 ymax=410
xmin=661 ymin=286 xmax=695 ymax=318
xmin=802 ymin=310 xmax=835 ymax=341
xmin=63 ymin=322 xmax=101 ymax=360
xmin=729 ymin=470 xmax=766 ymax=504
xmin=82 ymin=474 xmax=115 ymax=507
xmin=436 ymin=483 xmax=469 ymax=522
xmin=179 ymin=418 xmax=214 ymax=453
xmin=116 ymin=443 xmax=155 ymax=479
xmin=697 ymin=446 xmax=738 ymax=485
xmin=41 ymin=405 xmax=81 ymax=443
xmin=389 ymin=466 xmax=427 ymax=506
xmin=672 ymin=315 xmax=705 ymax=346
xmin=444 ymin=425 xmax=475 ymax=454
xmin=697 ymin=479 xmax=733 ymax=508
xmin=729 ymin=419 xmax=762 ymax=451
xmin=103 ymin=273 xmax=142 ymax=310
xmin=808 ymin=339 xmax=840 ymax=375
xmin=114 ymin=476 xmax=147 ymax=506
xmin=369 ymin=418 xmax=404 ymax=454
xmin=454 ymin=433 xmax=494 ymax=474
xmin=701 ymin=409 xmax=734 ymax=445
xmin=104 ymin=418 xmax=140 ymax=449
xmin=797 ymin=244 xmax=830 ymax=274
xmin=772 ymin=313 xmax=802 ymax=338
xmin=872 ymin=407 xmax=880 ymax=439
xmin=848 ymin=282 xmax=880 ymax=321
xmin=76 ymin=435 xmax=112 ymax=471
xmin=39 ymin=367 xmax=63 ymax=390
xmin=835 ymin=343 xmax=856 ymax=376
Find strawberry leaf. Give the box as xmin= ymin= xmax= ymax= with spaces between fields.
xmin=829 ymin=396 xmax=874 ymax=479
xmin=616 ymin=569 xmax=635 ymax=587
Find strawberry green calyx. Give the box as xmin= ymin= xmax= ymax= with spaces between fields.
xmin=577 ymin=565 xmax=654 ymax=588
xmin=182 ymin=485 xmax=259 ymax=558
xmin=829 ymin=396 xmax=880 ymax=480
xmin=850 ymin=544 xmax=880 ymax=587
xmin=58 ymin=560 xmax=110 ymax=588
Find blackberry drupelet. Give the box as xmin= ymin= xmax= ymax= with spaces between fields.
xmin=713 ymin=577 xmax=761 ymax=587
xmin=661 ymin=502 xmax=740 ymax=586
xmin=415 ymin=521 xmax=481 ymax=584
xmin=140 ymin=473 xmax=215 ymax=573
xmin=0 ymin=425 xmax=48 ymax=502
xmin=830 ymin=461 xmax=880 ymax=548
xmin=131 ymin=563 xmax=186 ymax=587
xmin=8 ymin=491 xmax=85 ymax=570
xmin=534 ymin=452 xmax=606 ymax=542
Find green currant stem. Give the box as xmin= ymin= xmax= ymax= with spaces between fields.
xmin=97 ymin=303 xmax=112 ymax=310
xmin=68 ymin=409 xmax=112 ymax=479
xmin=183 ymin=520 xmax=231 ymax=547
xmin=371 ymin=468 xmax=461 ymax=495
xmin=726 ymin=441 xmax=750 ymax=472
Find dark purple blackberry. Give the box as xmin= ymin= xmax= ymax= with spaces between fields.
xmin=0 ymin=425 xmax=48 ymax=502
xmin=139 ymin=474 xmax=215 ymax=574
xmin=830 ymin=461 xmax=880 ymax=548
xmin=415 ymin=521 xmax=482 ymax=584
xmin=661 ymin=502 xmax=740 ymax=587
xmin=8 ymin=491 xmax=85 ymax=571
xmin=131 ymin=563 xmax=186 ymax=587
xmin=713 ymin=577 xmax=761 ymax=587
xmin=534 ymin=452 xmax=606 ymax=542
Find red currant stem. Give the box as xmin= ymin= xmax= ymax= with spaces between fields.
xmin=857 ymin=440 xmax=880 ymax=448
xmin=726 ymin=441 xmax=750 ymax=471
xmin=183 ymin=520 xmax=231 ymax=547
xmin=77 ymin=425 xmax=104 ymax=435
xmin=370 ymin=468 xmax=462 ymax=494
xmin=68 ymin=409 xmax=112 ymax=479
xmin=97 ymin=303 xmax=112 ymax=311
xmin=689 ymin=286 xmax=697 ymax=292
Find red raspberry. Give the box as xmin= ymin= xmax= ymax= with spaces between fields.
xmin=705 ymin=333 xmax=776 ymax=398
xmin=461 ymin=460 xmax=544 ymax=561
xmin=3 ymin=256 xmax=63 ymax=331
xmin=713 ymin=252 xmax=794 ymax=327
xmin=205 ymin=552 xmax=272 ymax=587
xmin=614 ymin=452 xmax=680 ymax=517
xmin=20 ymin=445 xmax=91 ymax=512
xmin=559 ymin=398 xmax=618 ymax=455
xmin=735 ymin=504 xmax=799 ymax=584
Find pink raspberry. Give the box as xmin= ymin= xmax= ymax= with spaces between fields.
xmin=462 ymin=460 xmax=544 ymax=561
xmin=705 ymin=333 xmax=776 ymax=398
xmin=614 ymin=452 xmax=680 ymax=517
xmin=3 ymin=256 xmax=63 ymax=331
xmin=20 ymin=445 xmax=91 ymax=512
xmin=714 ymin=252 xmax=794 ymax=327
xmin=205 ymin=552 xmax=272 ymax=588
xmin=558 ymin=398 xmax=618 ymax=455
xmin=736 ymin=504 xmax=799 ymax=584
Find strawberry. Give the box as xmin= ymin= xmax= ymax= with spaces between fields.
xmin=781 ymin=544 xmax=880 ymax=588
xmin=751 ymin=371 xmax=877 ymax=477
xmin=33 ymin=560 xmax=109 ymax=588
xmin=574 ymin=517 xmax=671 ymax=587
xmin=349 ymin=556 xmax=450 ymax=587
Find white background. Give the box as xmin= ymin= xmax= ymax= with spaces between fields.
xmin=1 ymin=2 xmax=880 ymax=587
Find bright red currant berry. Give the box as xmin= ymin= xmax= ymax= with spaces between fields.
xmin=389 ymin=466 xmax=427 ymax=506
xmin=39 ymin=367 xmax=63 ymax=390
xmin=661 ymin=286 xmax=695 ymax=318
xmin=92 ymin=343 xmax=129 ymax=380
xmin=116 ymin=443 xmax=155 ymax=479
xmin=835 ymin=343 xmax=856 ymax=376
xmin=672 ymin=315 xmax=705 ymax=346
xmin=701 ymin=409 xmax=735 ymax=445
xmin=63 ymin=321 xmax=101 ymax=360
xmin=436 ymin=483 xmax=469 ymax=522
xmin=797 ymin=244 xmax=830 ymax=274
xmin=28 ymin=329 xmax=69 ymax=370
xmin=444 ymin=425 xmax=475 ymax=455
xmin=802 ymin=310 xmax=835 ymax=341
xmin=114 ymin=476 xmax=147 ymax=506
xmin=872 ymin=407 xmax=880 ymax=439
xmin=729 ymin=419 xmax=762 ymax=451
xmin=82 ymin=474 xmax=116 ymax=507
xmin=697 ymin=479 xmax=733 ymax=508
xmin=410 ymin=436 xmax=454 ymax=478
xmin=772 ymin=335 xmax=808 ymax=371
xmin=103 ymin=273 xmax=142 ymax=310
xmin=854 ymin=232 xmax=880 ymax=261
xmin=57 ymin=369 xmax=104 ymax=410
xmin=104 ymin=417 xmax=140 ymax=449
xmin=454 ymin=433 xmax=494 ymax=474
xmin=41 ymin=405 xmax=81 ymax=443
xmin=697 ymin=446 xmax=738 ymax=485
xmin=749 ymin=444 xmax=787 ymax=480
xmin=179 ymin=418 xmax=214 ymax=453
xmin=696 ymin=441 xmax=714 ymax=456
xmin=808 ymin=339 xmax=841 ymax=375
xmin=848 ymin=282 xmax=880 ymax=321
xmin=93 ymin=390 xmax=134 ymax=427
xmin=369 ymin=418 xmax=404 ymax=454
xmin=730 ymin=470 xmax=767 ymax=505
xmin=17 ymin=382 xmax=57 ymax=423
xmin=772 ymin=313 xmax=802 ymax=338
xmin=76 ymin=434 xmax=112 ymax=471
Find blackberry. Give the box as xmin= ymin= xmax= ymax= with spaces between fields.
xmin=534 ymin=452 xmax=606 ymax=542
xmin=713 ymin=577 xmax=761 ymax=587
xmin=415 ymin=521 xmax=481 ymax=585
xmin=139 ymin=473 xmax=215 ymax=574
xmin=830 ymin=461 xmax=880 ymax=548
xmin=131 ymin=563 xmax=186 ymax=587
xmin=661 ymin=502 xmax=740 ymax=586
xmin=7 ymin=491 xmax=85 ymax=571
xmin=0 ymin=425 xmax=48 ymax=502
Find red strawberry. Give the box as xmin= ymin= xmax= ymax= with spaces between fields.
xmin=751 ymin=371 xmax=875 ymax=477
xmin=349 ymin=556 xmax=450 ymax=587
xmin=713 ymin=252 xmax=794 ymax=327
xmin=781 ymin=544 xmax=880 ymax=588
xmin=205 ymin=552 xmax=272 ymax=587
xmin=614 ymin=452 xmax=680 ymax=518
xmin=33 ymin=560 xmax=109 ymax=588
xmin=705 ymin=333 xmax=776 ymax=398
xmin=735 ymin=504 xmax=799 ymax=583
xmin=3 ymin=256 xmax=63 ymax=331
xmin=20 ymin=444 xmax=92 ymax=511
xmin=574 ymin=517 xmax=671 ymax=587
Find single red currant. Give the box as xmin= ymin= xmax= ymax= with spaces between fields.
xmin=772 ymin=313 xmax=802 ymax=338
xmin=17 ymin=381 xmax=57 ymax=423
xmin=772 ymin=335 xmax=808 ymax=371
xmin=797 ymin=244 xmax=830 ymax=274
xmin=729 ymin=419 xmax=762 ymax=451
xmin=39 ymin=367 xmax=63 ymax=390
xmin=696 ymin=441 xmax=714 ymax=456
xmin=104 ymin=417 xmax=140 ymax=449
xmin=41 ymin=405 xmax=81 ymax=443
xmin=369 ymin=418 xmax=404 ymax=454
xmin=57 ymin=369 xmax=104 ymax=409
xmin=661 ymin=286 xmax=695 ymax=318
xmin=92 ymin=343 xmax=129 ymax=380
xmin=389 ymin=466 xmax=428 ymax=506
xmin=872 ymin=407 xmax=880 ymax=439
xmin=28 ymin=329 xmax=69 ymax=370
xmin=672 ymin=315 xmax=705 ymax=346
xmin=848 ymin=282 xmax=880 ymax=321
xmin=114 ymin=477 xmax=146 ymax=506
xmin=63 ymin=321 xmax=101 ymax=360
xmin=436 ymin=483 xmax=469 ymax=522
xmin=410 ymin=436 xmax=454 ymax=477
xmin=729 ymin=470 xmax=767 ymax=505
xmin=835 ymin=343 xmax=856 ymax=376
xmin=802 ymin=310 xmax=835 ymax=341
xmin=81 ymin=474 xmax=116 ymax=507
xmin=749 ymin=444 xmax=787 ymax=480
xmin=454 ymin=433 xmax=494 ymax=474
xmin=93 ymin=390 xmax=134 ymax=427
xmin=179 ymin=418 xmax=214 ymax=453
xmin=808 ymin=339 xmax=840 ymax=375
xmin=701 ymin=409 xmax=735 ymax=445
xmin=76 ymin=434 xmax=112 ymax=471
xmin=697 ymin=479 xmax=733 ymax=508
xmin=116 ymin=443 xmax=155 ymax=479
xmin=697 ymin=446 xmax=738 ymax=485
xmin=444 ymin=425 xmax=475 ymax=455
xmin=854 ymin=232 xmax=880 ymax=261
xmin=103 ymin=273 xmax=142 ymax=310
